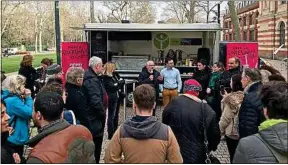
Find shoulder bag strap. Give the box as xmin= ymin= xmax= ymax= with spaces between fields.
xmin=68 ymin=110 xmax=77 ymax=125
xmin=254 ymin=134 xmax=288 ymax=163
xmin=201 ymin=101 xmax=211 ymax=164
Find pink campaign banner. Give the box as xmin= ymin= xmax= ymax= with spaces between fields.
xmin=226 ymin=42 xmax=258 ymax=69
xmin=61 ymin=42 xmax=89 ymax=83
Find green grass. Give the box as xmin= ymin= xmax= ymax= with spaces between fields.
xmin=1 ymin=53 xmax=57 ymax=73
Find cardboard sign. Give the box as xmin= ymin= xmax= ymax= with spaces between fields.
xmin=226 ymin=42 xmax=258 ymax=69
xmin=61 ymin=42 xmax=89 ymax=83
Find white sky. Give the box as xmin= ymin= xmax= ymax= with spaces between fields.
xmin=93 ymin=1 xmax=228 ymax=22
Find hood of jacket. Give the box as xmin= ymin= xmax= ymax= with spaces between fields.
xmin=1 ymin=89 xmax=10 ymax=98
xmin=27 ymin=119 xmax=70 ymax=147
xmin=222 ymin=91 xmax=244 ymax=111
xmin=122 ymin=116 xmax=161 ymax=139
xmin=259 ymin=121 xmax=288 ymax=154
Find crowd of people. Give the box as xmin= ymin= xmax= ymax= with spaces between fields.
xmin=1 ymin=54 xmax=287 ymax=164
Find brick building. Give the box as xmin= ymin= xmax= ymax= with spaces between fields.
xmin=223 ymin=1 xmax=287 ymax=59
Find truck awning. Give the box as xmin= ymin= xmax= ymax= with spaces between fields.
xmin=71 ymin=23 xmax=222 ymax=32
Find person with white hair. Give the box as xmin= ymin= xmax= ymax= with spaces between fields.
xmin=1 ymin=75 xmax=33 ymax=162
xmin=81 ymin=56 xmax=107 ymax=163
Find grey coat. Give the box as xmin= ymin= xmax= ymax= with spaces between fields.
xmin=233 ymin=122 xmax=288 ymax=163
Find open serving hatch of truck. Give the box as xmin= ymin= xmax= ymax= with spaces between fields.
xmin=71 ymin=23 xmax=222 ymax=110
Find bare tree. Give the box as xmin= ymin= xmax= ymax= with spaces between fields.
xmin=102 ymin=1 xmax=155 ymax=23
xmin=90 ymin=1 xmax=96 ymax=23
xmin=161 ymin=1 xmax=201 ymax=24
xmin=1 ymin=1 xmax=25 ymax=36
xmin=197 ymin=1 xmax=222 ymax=23
xmin=227 ymin=1 xmax=240 ymax=41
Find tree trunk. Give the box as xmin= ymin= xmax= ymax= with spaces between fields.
xmin=34 ymin=16 xmax=38 ymax=53
xmin=39 ymin=17 xmax=43 ymax=52
xmin=90 ymin=1 xmax=95 ymax=23
xmin=228 ymin=1 xmax=241 ymax=41
xmin=206 ymin=1 xmax=210 ymax=23
xmin=188 ymin=1 xmax=195 ymax=23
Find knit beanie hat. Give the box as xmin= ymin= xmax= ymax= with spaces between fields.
xmin=183 ymin=79 xmax=202 ymax=96
xmin=46 ymin=64 xmax=62 ymax=75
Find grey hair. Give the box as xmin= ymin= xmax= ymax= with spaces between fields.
xmin=89 ymin=56 xmax=102 ymax=68
xmin=146 ymin=60 xmax=154 ymax=65
xmin=66 ymin=67 xmax=84 ymax=85
xmin=2 ymin=75 xmax=26 ymax=95
xmin=243 ymin=68 xmax=262 ymax=82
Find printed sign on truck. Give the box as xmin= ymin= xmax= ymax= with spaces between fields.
xmin=226 ymin=42 xmax=258 ymax=69
xmin=61 ymin=42 xmax=89 ymax=83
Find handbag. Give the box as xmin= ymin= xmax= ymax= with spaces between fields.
xmin=201 ymin=101 xmax=221 ymax=164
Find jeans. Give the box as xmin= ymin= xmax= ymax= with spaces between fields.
xmin=107 ymin=94 xmax=118 ymax=140
xmin=93 ymin=136 xmax=104 ymax=163
xmin=225 ymin=136 xmax=239 ymax=163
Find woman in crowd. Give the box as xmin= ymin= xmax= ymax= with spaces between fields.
xmin=102 ymin=62 xmax=125 ymax=139
xmin=219 ymin=74 xmax=244 ymax=163
xmin=18 ymin=55 xmax=36 ymax=98
xmin=193 ymin=59 xmax=211 ymax=100
xmin=65 ymin=67 xmax=86 ymax=125
xmin=113 ymin=69 xmax=125 ymax=132
xmin=35 ymin=58 xmax=53 ymax=93
xmin=206 ymin=62 xmax=225 ymax=121
xmin=233 ymin=81 xmax=288 ymax=163
xmin=1 ymin=75 xmax=33 ymax=161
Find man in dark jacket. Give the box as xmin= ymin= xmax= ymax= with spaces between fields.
xmin=233 ymin=81 xmax=288 ymax=163
xmin=219 ymin=57 xmax=241 ymax=90
xmin=138 ymin=60 xmax=163 ymax=116
xmin=81 ymin=56 xmax=107 ymax=163
xmin=163 ymin=79 xmax=221 ymax=163
xmin=26 ymin=92 xmax=95 ymax=163
xmin=239 ymin=68 xmax=263 ymax=138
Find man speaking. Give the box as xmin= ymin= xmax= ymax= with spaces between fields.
xmin=138 ymin=60 xmax=163 ymax=116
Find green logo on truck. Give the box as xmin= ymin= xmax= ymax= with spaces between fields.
xmin=153 ymin=33 xmax=169 ymax=50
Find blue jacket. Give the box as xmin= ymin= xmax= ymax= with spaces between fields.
xmin=2 ymin=90 xmax=33 ymax=145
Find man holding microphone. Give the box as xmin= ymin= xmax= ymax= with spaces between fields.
xmin=138 ymin=60 xmax=163 ymax=116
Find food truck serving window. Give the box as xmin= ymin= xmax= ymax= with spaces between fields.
xmin=108 ymin=32 xmax=152 ymax=41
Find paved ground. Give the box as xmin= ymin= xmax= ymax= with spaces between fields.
xmin=99 ymin=106 xmax=230 ymax=163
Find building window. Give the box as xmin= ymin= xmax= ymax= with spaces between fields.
xmin=243 ymin=31 xmax=247 ymax=40
xmin=239 ymin=18 xmax=242 ymax=25
xmin=243 ymin=17 xmax=246 ymax=26
xmin=249 ymin=30 xmax=255 ymax=41
xmin=229 ymin=33 xmax=232 ymax=40
xmin=281 ymin=1 xmax=287 ymax=4
xmin=249 ymin=14 xmax=253 ymax=25
xmin=279 ymin=22 xmax=285 ymax=46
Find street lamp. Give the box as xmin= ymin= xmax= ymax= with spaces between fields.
xmin=55 ymin=0 xmax=61 ymax=65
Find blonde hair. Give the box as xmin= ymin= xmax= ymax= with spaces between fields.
xmin=103 ymin=62 xmax=116 ymax=77
xmin=66 ymin=67 xmax=84 ymax=85
xmin=3 ymin=75 xmax=26 ymax=95
xmin=20 ymin=55 xmax=33 ymax=67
